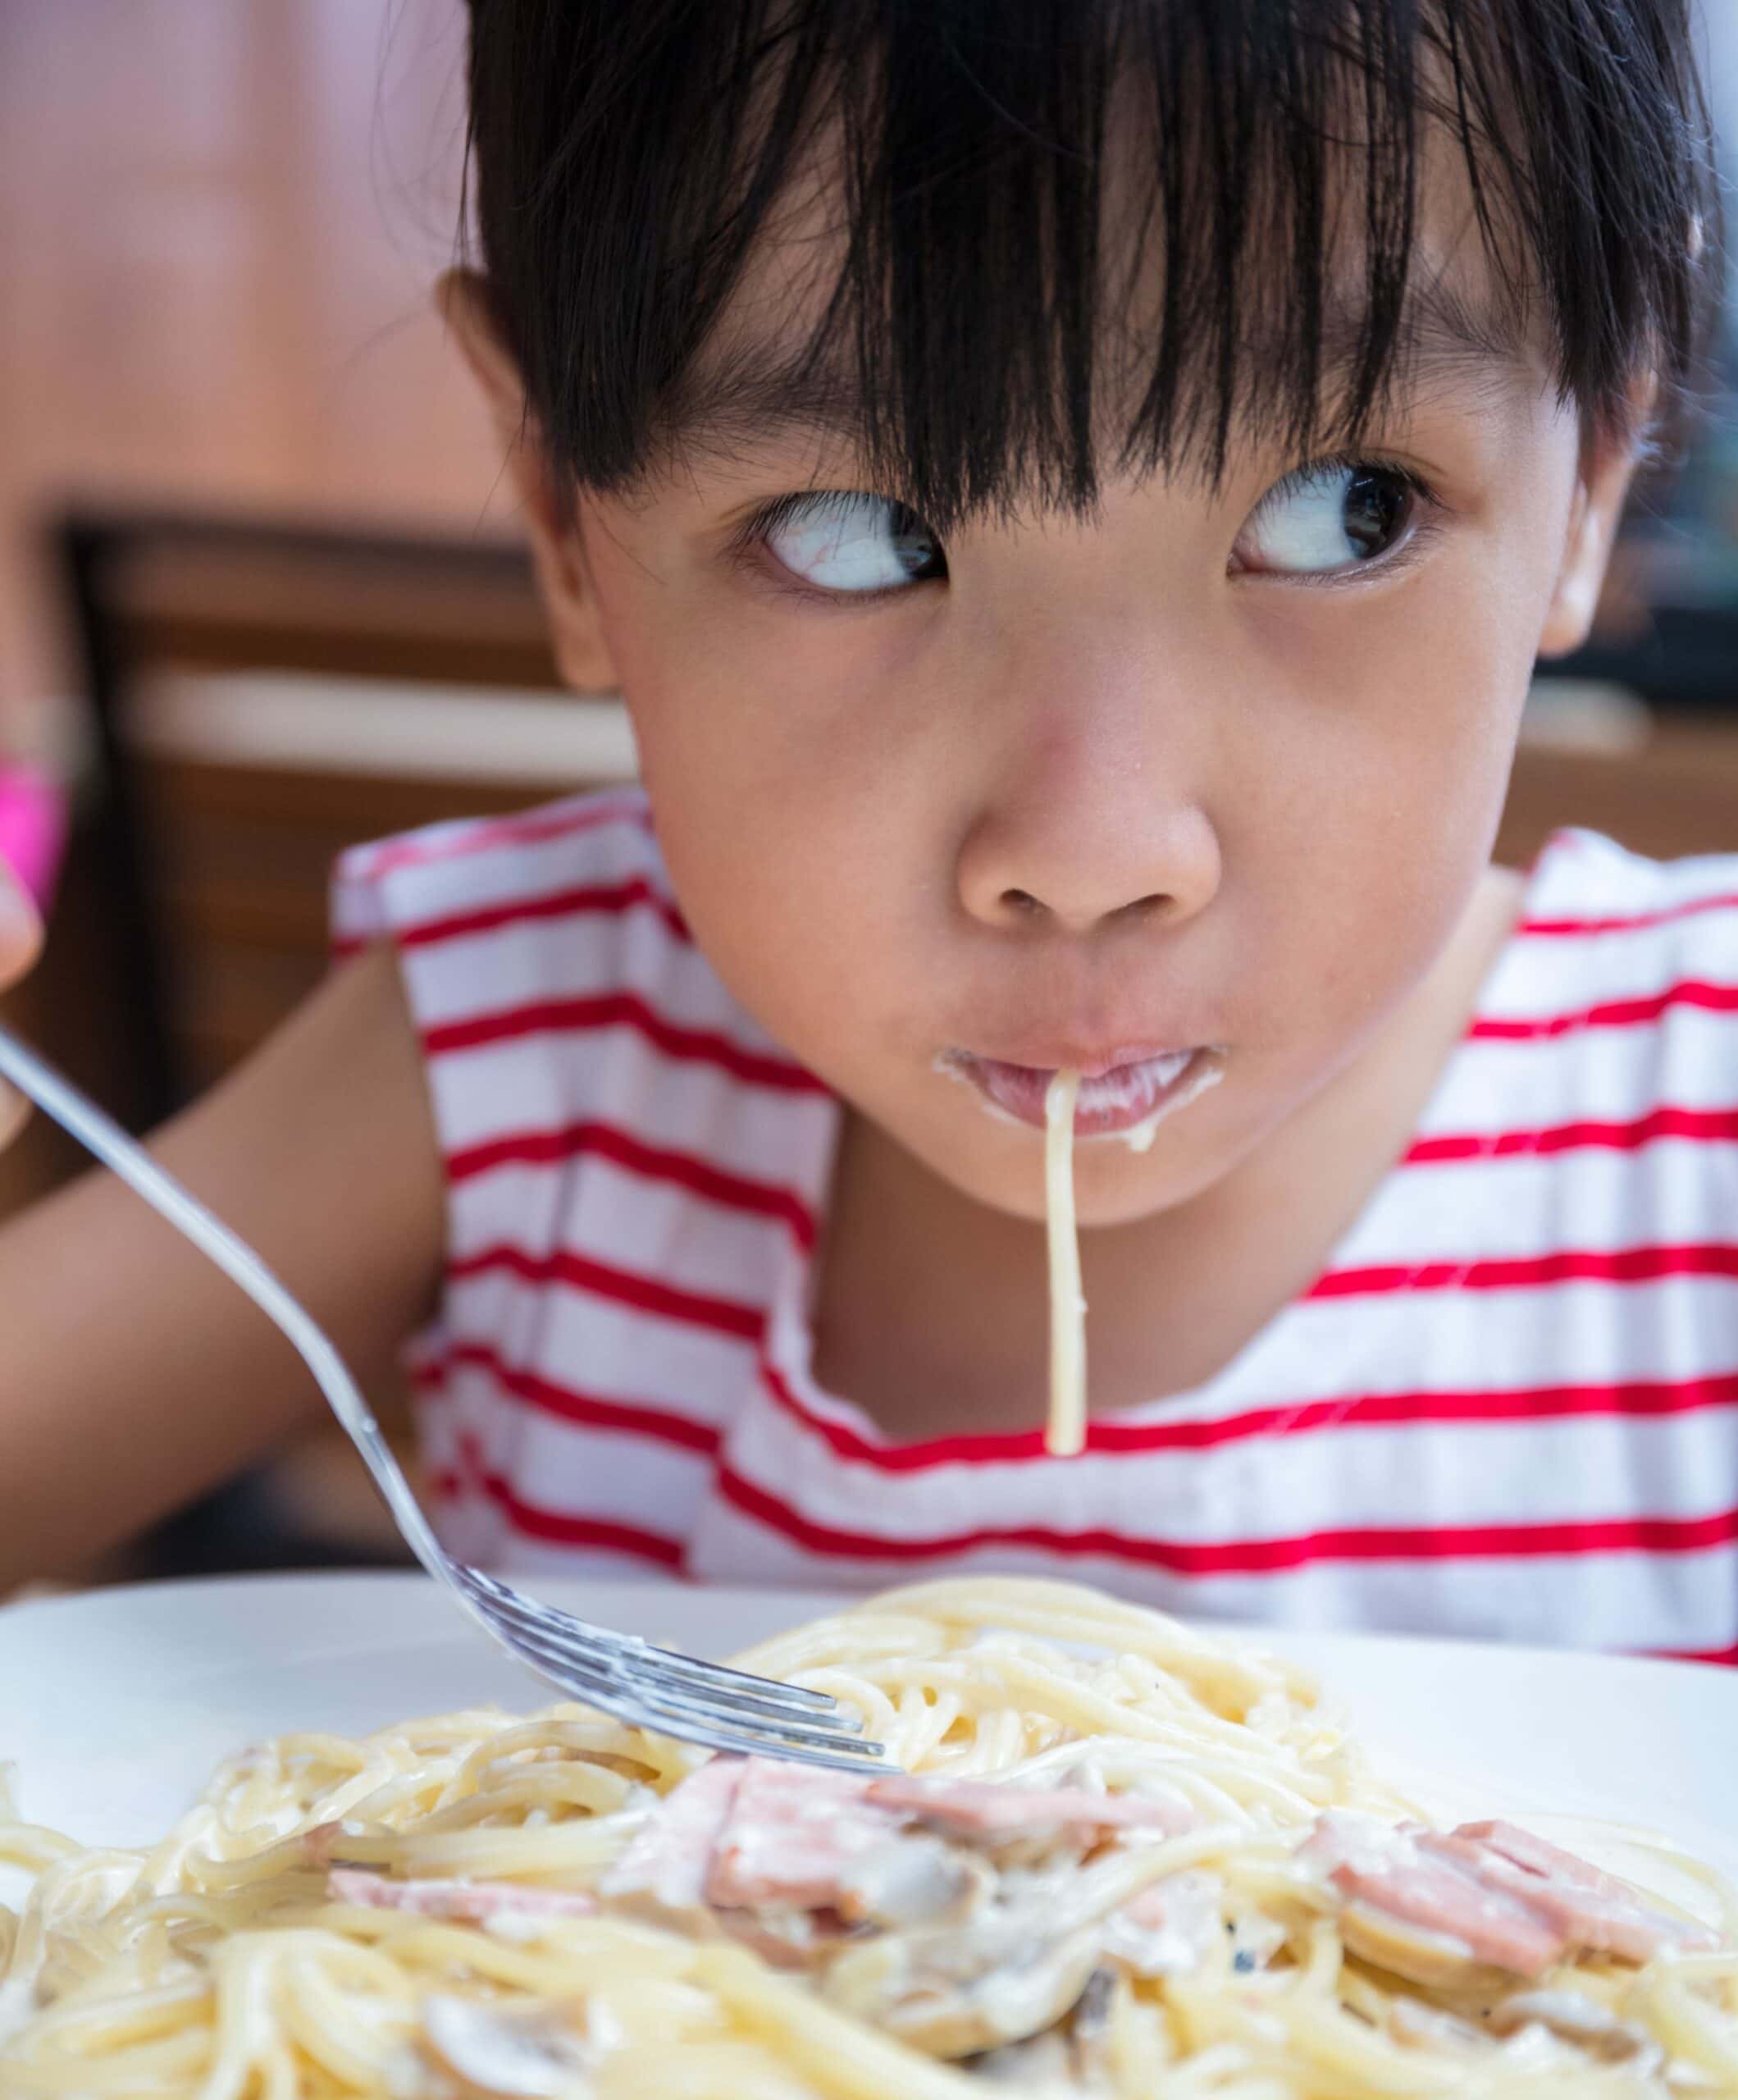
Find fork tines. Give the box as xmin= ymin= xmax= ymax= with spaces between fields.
xmin=453 ymin=1565 xmax=892 ymax=1769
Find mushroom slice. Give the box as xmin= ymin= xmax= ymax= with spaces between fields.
xmin=1336 ymin=1901 xmax=1493 ymax=1991
xmin=1387 ymin=1999 xmax=1488 ymax=2052
xmin=969 ymin=2029 xmax=1089 ymax=2090
xmin=956 ymin=1961 xmax=1124 ymax=2083
xmin=1487 ymin=1988 xmax=1664 ymax=2072
xmin=420 ymin=1996 xmax=594 ymax=2098
xmin=1062 ymin=1965 xmax=1127 ymax=2088
xmin=874 ymin=1924 xmax=1108 ymax=2059
xmin=837 ymin=1832 xmax=995 ymax=1930
xmin=823 ymin=1851 xmax=1174 ymax=2059
xmin=1100 ymin=1871 xmax=1225 ymax=1979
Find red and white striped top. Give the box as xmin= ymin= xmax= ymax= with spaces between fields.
xmin=334 ymin=792 xmax=1738 ymax=1661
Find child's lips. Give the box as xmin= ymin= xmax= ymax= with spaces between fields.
xmin=939 ymin=1046 xmax=1224 ymax=1139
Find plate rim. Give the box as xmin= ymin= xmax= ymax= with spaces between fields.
xmin=5 ymin=1565 xmax=1734 ymax=1695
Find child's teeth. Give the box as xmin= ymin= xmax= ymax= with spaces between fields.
xmin=1076 ymin=1052 xmax=1193 ymax=1113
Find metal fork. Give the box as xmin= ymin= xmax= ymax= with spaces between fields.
xmin=0 ymin=1025 xmax=889 ymax=1771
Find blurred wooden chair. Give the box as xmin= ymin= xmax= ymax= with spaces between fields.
xmin=53 ymin=509 xmax=633 ymax=1125
xmin=1501 ymin=683 xmax=1738 ymax=866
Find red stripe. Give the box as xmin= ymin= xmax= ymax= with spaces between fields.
xmin=423 ymin=991 xmax=827 ymax=1095
xmin=334 ymin=879 xmax=686 ymax=959
xmin=440 ymin=1432 xmax=686 ymax=1568
xmin=392 ymin=877 xmax=689 ymax=950
xmin=1519 ymin=892 xmax=1738 ymax=938
xmin=718 ymin=1464 xmax=1738 ymax=1575
xmin=1470 ymin=979 xmax=1738 ymax=1039
xmin=449 ymin=1240 xmax=765 ymax=1344
xmin=437 ymin=1338 xmax=720 ymax=1454
xmin=758 ymin=1357 xmax=1738 ymax=1473
xmin=448 ymin=1119 xmax=817 ymax=1250
xmin=1403 ymin=1106 xmax=1738 ymax=1165
xmin=1307 ymin=1244 xmax=1738 ymax=1299
xmin=353 ymin=794 xmax=653 ymax=879
xmin=491 ymin=1501 xmax=683 ymax=1566
xmin=1654 ymin=1641 xmax=1738 ymax=1668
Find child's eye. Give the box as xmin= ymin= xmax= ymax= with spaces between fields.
xmin=1233 ymin=459 xmax=1430 ymax=578
xmin=754 ymin=492 xmax=947 ymax=594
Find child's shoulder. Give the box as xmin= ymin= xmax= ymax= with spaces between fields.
xmin=1460 ymin=826 xmax=1738 ymax=1123
xmin=327 ymin=786 xmax=813 ymax=1088
xmin=1509 ymin=828 xmax=1738 ymax=985
xmin=331 ymin=787 xmax=675 ymax=947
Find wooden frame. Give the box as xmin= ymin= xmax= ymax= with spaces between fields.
xmin=56 ymin=508 xmax=563 ymax=1127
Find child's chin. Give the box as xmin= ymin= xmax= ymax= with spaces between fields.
xmin=1070 ymin=1151 xmax=1228 ymax=1230
xmin=942 ymin=1129 xmax=1229 ymax=1230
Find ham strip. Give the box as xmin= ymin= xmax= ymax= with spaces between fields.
xmin=328 ymin=1870 xmax=593 ymax=1923
xmin=1302 ymin=1815 xmax=1560 ymax=1978
xmin=864 ymin=1776 xmax=1196 ymax=1842
xmin=705 ymin=1760 xmax=909 ymax=1910
xmin=1302 ymin=1812 xmax=1713 ymax=1985
xmin=601 ymin=1757 xmax=743 ymax=1911
xmin=1448 ymin=1821 xmax=1717 ymax=1961
xmin=604 ymin=1757 xmax=1193 ymax=1924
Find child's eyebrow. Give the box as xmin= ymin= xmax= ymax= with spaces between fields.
xmin=651 ymin=274 xmax=1528 ymax=476
xmin=1308 ymin=274 xmax=1531 ymax=390
xmin=651 ymin=347 xmax=876 ymax=470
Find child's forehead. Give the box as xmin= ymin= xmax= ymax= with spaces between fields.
xmin=651 ymin=135 xmax=1540 ymax=499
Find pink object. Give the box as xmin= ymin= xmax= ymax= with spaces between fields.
xmin=0 ymin=765 xmax=66 ymax=911
xmin=327 ymin=1869 xmax=593 ymax=1923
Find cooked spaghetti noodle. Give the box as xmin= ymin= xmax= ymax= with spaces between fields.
xmin=1044 ymin=1069 xmax=1088 ymax=1458
xmin=3 ymin=1577 xmax=1735 ymax=2097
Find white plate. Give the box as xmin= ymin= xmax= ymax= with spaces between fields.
xmin=3 ymin=1573 xmax=1736 ymax=1882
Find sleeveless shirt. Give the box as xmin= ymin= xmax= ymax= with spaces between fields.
xmin=333 ymin=790 xmax=1738 ymax=1660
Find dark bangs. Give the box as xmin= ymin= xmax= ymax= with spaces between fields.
xmin=463 ymin=0 xmax=1718 ymax=531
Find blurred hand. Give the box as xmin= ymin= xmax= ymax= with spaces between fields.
xmin=0 ymin=863 xmax=43 ymax=1145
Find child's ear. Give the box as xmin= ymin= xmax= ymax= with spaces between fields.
xmin=1536 ymin=390 xmax=1654 ymax=660
xmin=436 ymin=269 xmax=619 ymax=693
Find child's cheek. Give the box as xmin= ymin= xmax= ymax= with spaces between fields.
xmin=1207 ymin=554 xmax=1536 ymax=1064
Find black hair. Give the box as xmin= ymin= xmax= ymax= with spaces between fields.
xmin=462 ymin=0 xmax=1718 ymax=532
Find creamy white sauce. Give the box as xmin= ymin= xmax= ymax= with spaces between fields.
xmin=0 ymin=1973 xmax=40 ymax=2047
xmin=1120 ymin=1053 xmax=1225 ymax=1152
xmin=421 ymin=1995 xmax=593 ymax=2098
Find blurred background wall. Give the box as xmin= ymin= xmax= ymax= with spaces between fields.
xmin=0 ymin=1 xmax=501 ymax=738
xmin=1 ymin=0 xmax=1736 ymax=1589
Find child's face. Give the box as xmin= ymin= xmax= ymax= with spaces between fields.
xmin=462 ymin=155 xmax=1634 ymax=1230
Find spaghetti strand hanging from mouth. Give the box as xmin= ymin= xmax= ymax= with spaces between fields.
xmin=1044 ymin=1068 xmax=1087 ymax=1457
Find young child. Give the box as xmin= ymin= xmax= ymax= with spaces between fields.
xmin=1 ymin=1 xmax=1731 ymax=1663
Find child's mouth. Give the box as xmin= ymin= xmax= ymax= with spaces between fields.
xmin=939 ymin=1046 xmax=1225 ymax=1145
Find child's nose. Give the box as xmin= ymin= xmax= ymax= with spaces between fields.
xmin=955 ymin=751 xmax=1221 ymax=936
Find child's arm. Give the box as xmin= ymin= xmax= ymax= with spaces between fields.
xmin=0 ymin=861 xmax=44 ymax=1147
xmin=0 ymin=945 xmax=446 ymax=1591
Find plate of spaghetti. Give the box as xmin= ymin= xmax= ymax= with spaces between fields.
xmin=2 ymin=1572 xmax=1736 ymax=2095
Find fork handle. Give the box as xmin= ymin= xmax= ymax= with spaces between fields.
xmin=0 ymin=1023 xmax=447 ymax=1575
